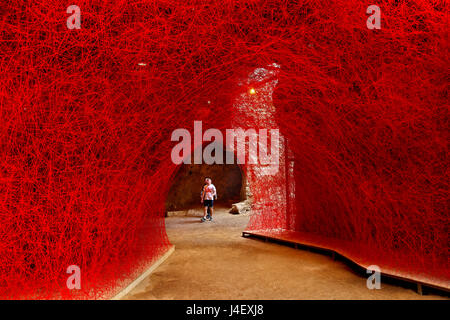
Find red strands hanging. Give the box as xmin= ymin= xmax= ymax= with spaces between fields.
xmin=0 ymin=1 xmax=448 ymax=298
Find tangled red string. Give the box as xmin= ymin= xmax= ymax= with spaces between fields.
xmin=0 ymin=1 xmax=448 ymax=298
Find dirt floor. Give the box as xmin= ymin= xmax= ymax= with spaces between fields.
xmin=123 ymin=206 xmax=448 ymax=300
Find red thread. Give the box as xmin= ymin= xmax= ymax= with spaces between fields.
xmin=0 ymin=1 xmax=448 ymax=298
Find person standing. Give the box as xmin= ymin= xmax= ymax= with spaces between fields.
xmin=201 ymin=177 xmax=217 ymax=222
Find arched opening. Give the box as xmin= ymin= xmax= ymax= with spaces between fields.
xmin=165 ymin=154 xmax=246 ymax=214
xmin=164 ymin=148 xmax=250 ymax=218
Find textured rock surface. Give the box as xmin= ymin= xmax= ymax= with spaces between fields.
xmin=165 ymin=155 xmax=244 ymax=211
xmin=230 ymin=200 xmax=251 ymax=215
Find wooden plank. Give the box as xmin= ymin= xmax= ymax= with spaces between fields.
xmin=242 ymin=229 xmax=450 ymax=294
xmin=417 ymin=283 xmax=423 ymax=295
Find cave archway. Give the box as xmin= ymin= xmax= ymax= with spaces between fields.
xmin=165 ymin=149 xmax=248 ymax=214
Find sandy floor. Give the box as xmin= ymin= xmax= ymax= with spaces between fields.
xmin=123 ymin=207 xmax=447 ymax=300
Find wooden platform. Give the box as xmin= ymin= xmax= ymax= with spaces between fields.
xmin=242 ymin=229 xmax=450 ymax=294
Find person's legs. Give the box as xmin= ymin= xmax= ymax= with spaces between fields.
xmin=209 ymin=206 xmax=214 ymax=220
xmin=207 ymin=200 xmax=214 ymax=221
xmin=202 ymin=200 xmax=212 ymax=222
xmin=202 ymin=201 xmax=214 ymax=221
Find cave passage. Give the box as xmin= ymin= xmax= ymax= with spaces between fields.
xmin=165 ymin=150 xmax=247 ymax=214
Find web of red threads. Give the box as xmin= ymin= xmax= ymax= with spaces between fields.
xmin=0 ymin=1 xmax=448 ymax=298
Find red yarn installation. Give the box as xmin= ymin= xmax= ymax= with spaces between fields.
xmin=1 ymin=1 xmax=448 ymax=298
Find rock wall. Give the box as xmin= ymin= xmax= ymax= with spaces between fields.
xmin=165 ymin=162 xmax=244 ymax=211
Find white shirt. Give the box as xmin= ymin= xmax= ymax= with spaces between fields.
xmin=203 ymin=184 xmax=216 ymax=200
